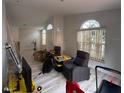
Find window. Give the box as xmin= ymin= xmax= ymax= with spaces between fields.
xmin=42 ymin=29 xmax=46 ymax=45
xmin=47 ymin=24 xmax=53 ymax=30
xmin=80 ymin=20 xmax=100 ymax=29
xmin=77 ymin=20 xmax=105 ymax=62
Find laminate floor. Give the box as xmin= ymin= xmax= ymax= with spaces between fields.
xmin=21 ymin=49 xmax=120 ymax=93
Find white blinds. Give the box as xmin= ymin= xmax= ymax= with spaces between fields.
xmin=42 ymin=29 xmax=46 ymax=45
xmin=77 ymin=28 xmax=106 ymax=61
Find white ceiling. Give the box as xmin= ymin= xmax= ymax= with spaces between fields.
xmin=5 ymin=0 xmax=121 ymax=26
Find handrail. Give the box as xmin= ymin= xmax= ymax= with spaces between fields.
xmin=95 ymin=66 xmax=121 ymax=93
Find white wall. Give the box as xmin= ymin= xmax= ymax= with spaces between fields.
xmin=2 ymin=1 xmax=9 ymax=89
xmin=41 ymin=16 xmax=64 ymax=52
xmin=64 ymin=9 xmax=121 ymax=71
xmin=19 ymin=27 xmax=41 ymax=53
xmin=10 ymin=26 xmax=19 ymax=42
xmin=53 ymin=16 xmax=64 ymax=53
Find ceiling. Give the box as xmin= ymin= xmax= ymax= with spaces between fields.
xmin=5 ymin=0 xmax=121 ymax=27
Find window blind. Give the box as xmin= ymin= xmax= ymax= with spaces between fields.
xmin=77 ymin=28 xmax=105 ymax=62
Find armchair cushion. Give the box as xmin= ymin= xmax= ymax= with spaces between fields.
xmin=73 ymin=57 xmax=83 ymax=66
xmin=64 ymin=63 xmax=75 ymax=70
xmin=73 ymin=57 xmax=88 ymax=67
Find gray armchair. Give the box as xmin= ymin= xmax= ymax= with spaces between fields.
xmin=62 ymin=50 xmax=90 ymax=82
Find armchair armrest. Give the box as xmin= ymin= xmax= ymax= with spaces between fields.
xmin=63 ymin=58 xmax=75 ymax=65
xmin=63 ymin=62 xmax=76 ymax=81
xmin=63 ymin=62 xmax=75 ymax=71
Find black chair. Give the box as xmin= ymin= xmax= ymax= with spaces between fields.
xmin=42 ymin=52 xmax=54 ymax=74
xmin=54 ymin=46 xmax=61 ymax=56
xmin=63 ymin=50 xmax=90 ymax=82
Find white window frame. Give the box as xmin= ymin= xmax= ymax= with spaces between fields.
xmin=77 ymin=20 xmax=106 ymax=62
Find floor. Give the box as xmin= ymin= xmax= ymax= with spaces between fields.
xmin=21 ymin=49 xmax=120 ymax=93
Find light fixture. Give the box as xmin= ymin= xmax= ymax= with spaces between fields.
xmin=60 ymin=0 xmax=64 ymax=2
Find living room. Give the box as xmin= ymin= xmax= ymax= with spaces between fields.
xmin=2 ymin=0 xmax=121 ymax=93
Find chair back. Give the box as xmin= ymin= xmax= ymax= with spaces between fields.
xmin=54 ymin=46 xmax=61 ymax=56
xmin=74 ymin=50 xmax=89 ymax=67
xmin=77 ymin=50 xmax=89 ymax=59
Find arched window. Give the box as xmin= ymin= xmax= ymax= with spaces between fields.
xmin=77 ymin=20 xmax=105 ymax=62
xmin=47 ymin=24 xmax=53 ymax=30
xmin=42 ymin=29 xmax=46 ymax=45
xmin=80 ymin=20 xmax=100 ymax=29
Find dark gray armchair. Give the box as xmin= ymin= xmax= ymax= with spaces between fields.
xmin=62 ymin=50 xmax=90 ymax=82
